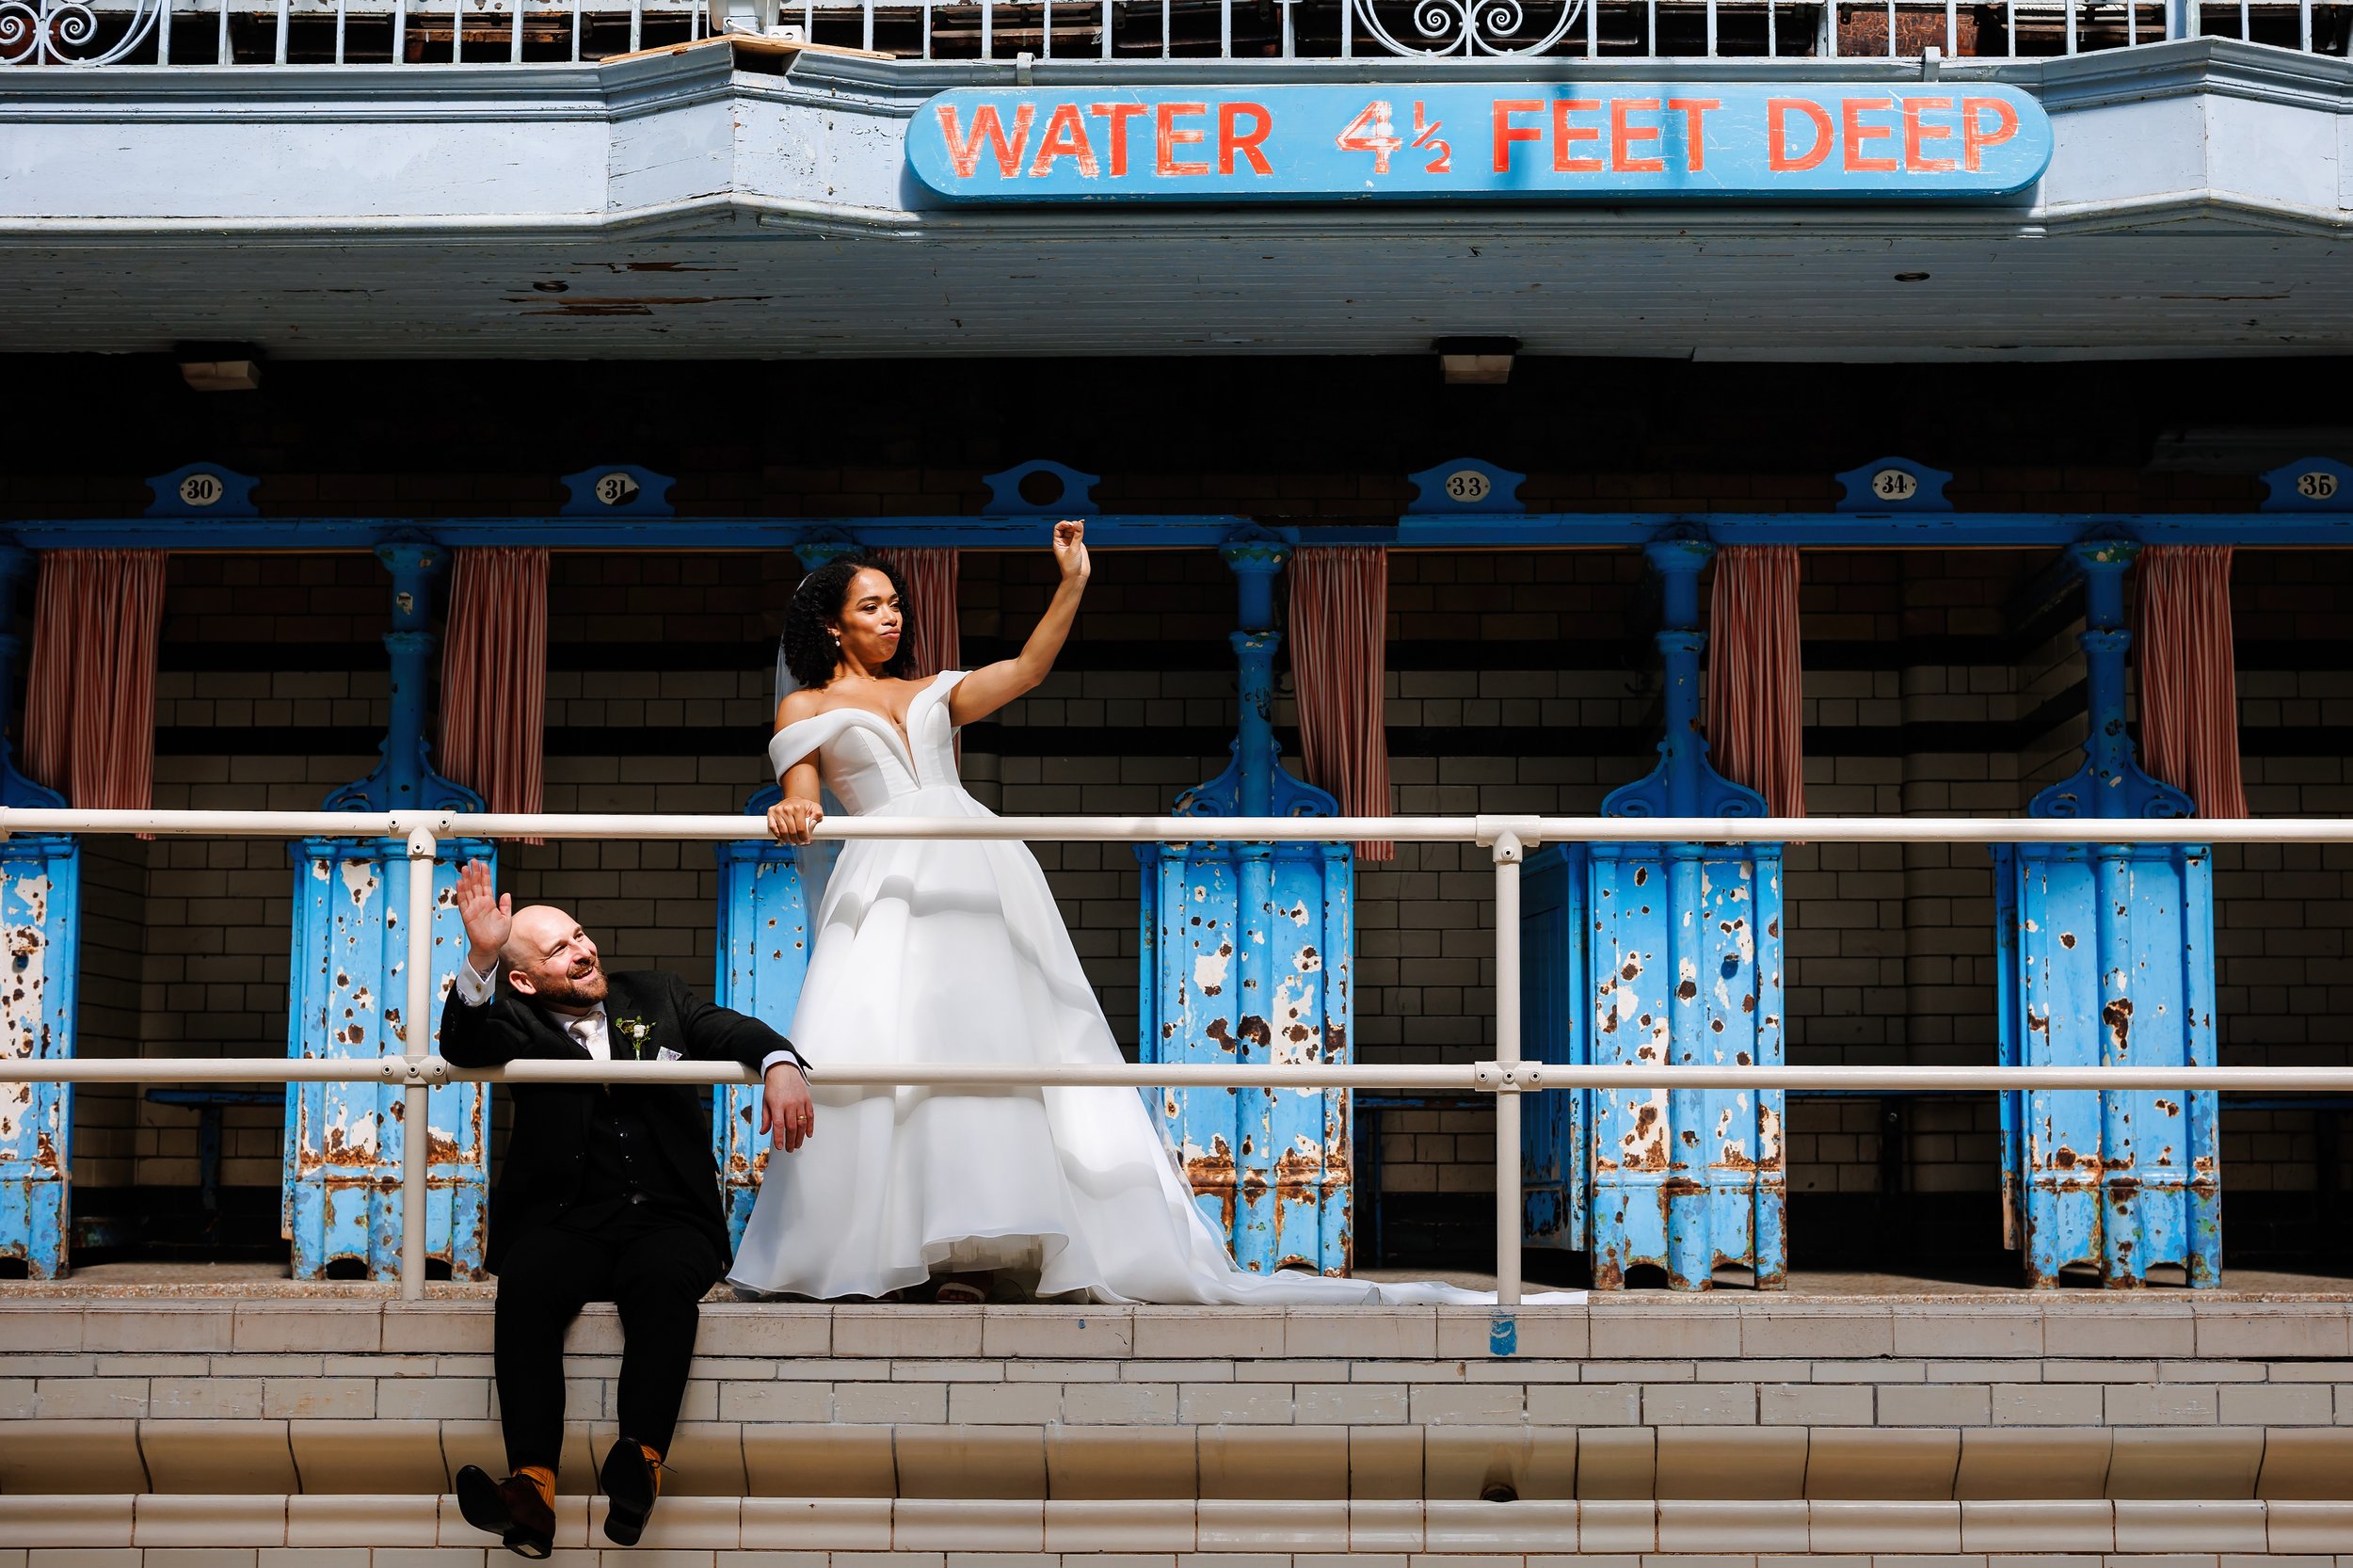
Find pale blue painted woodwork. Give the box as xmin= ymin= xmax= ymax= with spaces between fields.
xmin=5 ymin=49 xmax=2353 ymax=364
xmin=712 ymin=782 xmax=816 ymax=1248
xmin=1993 ymin=542 xmax=2218 ymax=1288
xmin=1140 ymin=539 xmax=1355 ymax=1274
xmin=0 ymin=546 xmax=78 ymax=1280
xmin=284 ymin=542 xmax=493 ymax=1281
xmin=1523 ymin=539 xmax=1786 ymax=1288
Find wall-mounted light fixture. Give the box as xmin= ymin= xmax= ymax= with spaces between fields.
xmin=1434 ymin=335 xmax=1519 ymax=385
xmin=175 ymin=343 xmax=264 ymax=392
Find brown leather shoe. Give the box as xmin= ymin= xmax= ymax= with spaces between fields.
xmin=456 ymin=1464 xmax=555 ymax=1559
xmin=599 ymin=1438 xmax=660 ymax=1546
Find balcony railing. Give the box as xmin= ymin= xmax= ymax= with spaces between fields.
xmin=8 ymin=0 xmax=2347 ymax=67
xmin=6 ymin=805 xmax=2353 ymax=1304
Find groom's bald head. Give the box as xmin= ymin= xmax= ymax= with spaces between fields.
xmin=503 ymin=904 xmax=609 ymax=1010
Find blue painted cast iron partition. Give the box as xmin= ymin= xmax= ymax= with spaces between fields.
xmin=1140 ymin=539 xmax=1354 ymax=1274
xmin=713 ymin=803 xmax=814 ymax=1246
xmin=1993 ymin=542 xmax=2219 ymax=1288
xmin=284 ymin=542 xmax=493 ymax=1281
xmin=712 ymin=537 xmax=848 ymax=1247
xmin=1523 ymin=539 xmax=1787 ymax=1288
xmin=0 ymin=546 xmax=78 ymax=1280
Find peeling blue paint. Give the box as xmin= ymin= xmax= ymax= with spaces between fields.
xmin=1140 ymin=539 xmax=1354 ymax=1275
xmin=284 ymin=542 xmax=491 ymax=1281
xmin=1524 ymin=539 xmax=1785 ymax=1289
xmin=1994 ymin=543 xmax=2219 ymax=1288
xmin=712 ymin=782 xmax=817 ymax=1248
xmin=0 ymin=545 xmax=77 ymax=1281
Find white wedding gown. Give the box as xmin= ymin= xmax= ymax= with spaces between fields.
xmin=728 ymin=670 xmax=1571 ymax=1305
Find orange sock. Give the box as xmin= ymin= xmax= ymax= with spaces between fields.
xmin=637 ymin=1444 xmax=664 ymax=1499
xmin=515 ymin=1464 xmax=556 ymax=1509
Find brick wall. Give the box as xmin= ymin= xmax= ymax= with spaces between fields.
xmin=56 ymin=536 xmax=2348 ymax=1247
xmin=2 ymin=344 xmax=2342 ymax=1264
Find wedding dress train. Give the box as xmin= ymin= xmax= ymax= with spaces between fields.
xmin=727 ymin=671 xmax=1570 ymax=1305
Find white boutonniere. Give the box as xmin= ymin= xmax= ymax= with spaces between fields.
xmin=616 ymin=1017 xmax=658 ymax=1062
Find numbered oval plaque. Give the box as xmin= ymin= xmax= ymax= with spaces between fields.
xmin=593 ymin=472 xmax=642 ymax=507
xmin=2297 ymin=470 xmax=2340 ymax=503
xmin=1444 ymin=469 xmax=1492 ymax=504
xmin=177 ymin=472 xmax=226 ymax=508
xmin=1870 ymin=468 xmax=1920 ymax=504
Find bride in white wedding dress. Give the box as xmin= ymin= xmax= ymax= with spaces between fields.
xmin=726 ymin=524 xmax=1561 ymax=1305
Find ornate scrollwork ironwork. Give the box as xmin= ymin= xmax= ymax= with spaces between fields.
xmin=2 ymin=0 xmax=163 ymax=64
xmin=1349 ymin=0 xmax=1586 ymax=56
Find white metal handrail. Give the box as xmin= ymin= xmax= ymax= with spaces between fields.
xmin=13 ymin=1058 xmax=2353 ymax=1092
xmin=9 ymin=807 xmax=2353 ymax=843
xmin=2 ymin=802 xmax=2345 ymax=1305
xmin=16 ymin=0 xmax=2351 ymax=68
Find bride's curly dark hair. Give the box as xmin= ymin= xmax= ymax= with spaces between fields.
xmin=780 ymin=554 xmax=917 ymax=691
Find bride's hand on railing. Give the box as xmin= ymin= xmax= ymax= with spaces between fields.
xmin=1052 ymin=519 xmax=1089 ymax=583
xmin=767 ymin=797 xmax=824 ymax=846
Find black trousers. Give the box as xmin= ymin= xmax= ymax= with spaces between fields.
xmin=491 ymin=1203 xmax=726 ymax=1472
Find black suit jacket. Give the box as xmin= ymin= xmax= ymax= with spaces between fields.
xmin=439 ymin=968 xmax=805 ymax=1272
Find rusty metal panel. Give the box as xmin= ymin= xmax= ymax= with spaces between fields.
xmin=712 ymin=790 xmax=816 ymax=1249
xmin=284 ymin=838 xmax=491 ymax=1280
xmin=1996 ymin=840 xmax=2220 ymax=1287
xmin=1994 ymin=543 xmax=2220 ymax=1288
xmin=1140 ymin=833 xmax=1353 ymax=1274
xmin=1529 ymin=538 xmax=1785 ymax=1289
xmin=0 ymin=832 xmax=78 ymax=1280
xmin=1583 ymin=842 xmax=1786 ymax=1288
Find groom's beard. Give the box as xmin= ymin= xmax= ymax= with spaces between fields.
xmin=529 ymin=961 xmax=609 ymax=1009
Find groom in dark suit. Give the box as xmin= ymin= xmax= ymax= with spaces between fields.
xmin=441 ymin=860 xmax=813 ymax=1559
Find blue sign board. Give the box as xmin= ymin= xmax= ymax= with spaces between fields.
xmin=908 ymin=83 xmax=2051 ymax=203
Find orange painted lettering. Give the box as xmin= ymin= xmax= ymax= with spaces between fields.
xmin=1961 ymin=96 xmax=2019 ymax=171
xmin=1219 ymin=102 xmax=1273 ymax=176
xmin=1767 ymin=98 xmax=1833 ymax=172
xmin=1901 ymin=96 xmax=1955 ymax=173
xmin=1609 ymin=99 xmax=1664 ymax=173
xmin=1492 ymin=99 xmax=1543 ymax=173
xmin=1551 ymin=99 xmax=1602 ymax=173
xmin=1029 ymin=103 xmax=1099 ymax=178
xmin=1841 ymin=96 xmax=1897 ymax=172
xmin=1088 ymin=103 xmax=1148 ymax=177
xmin=1666 ymin=97 xmax=1719 ymax=173
xmin=936 ymin=104 xmax=1035 ymax=179
xmin=1156 ymin=102 xmax=1209 ymax=176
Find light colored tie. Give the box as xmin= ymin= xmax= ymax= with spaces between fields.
xmin=568 ymin=1017 xmax=600 ymax=1060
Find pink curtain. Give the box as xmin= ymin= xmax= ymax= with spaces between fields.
xmin=1705 ymin=546 xmax=1805 ymax=818
xmin=440 ymin=548 xmax=549 ymax=828
xmin=1288 ymin=547 xmax=1394 ymax=860
xmin=2137 ymin=545 xmax=2247 ymax=819
xmin=24 ymin=551 xmax=168 ymax=810
xmin=878 ymin=548 xmax=961 ymax=679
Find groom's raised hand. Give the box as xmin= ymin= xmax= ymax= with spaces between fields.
xmin=454 ymin=860 xmax=512 ymax=977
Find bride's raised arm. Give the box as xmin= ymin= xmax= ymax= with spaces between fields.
xmin=947 ymin=520 xmax=1090 ymax=727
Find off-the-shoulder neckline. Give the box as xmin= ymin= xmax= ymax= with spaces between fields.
xmin=775 ymin=670 xmax=960 ymax=782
